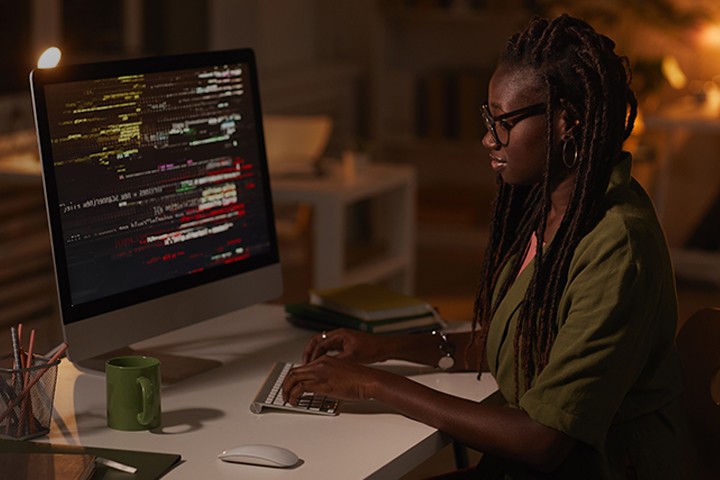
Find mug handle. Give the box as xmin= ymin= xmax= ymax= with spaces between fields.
xmin=136 ymin=376 xmax=158 ymax=426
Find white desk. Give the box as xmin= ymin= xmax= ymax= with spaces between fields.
xmin=271 ymin=163 xmax=417 ymax=293
xmin=47 ymin=304 xmax=497 ymax=479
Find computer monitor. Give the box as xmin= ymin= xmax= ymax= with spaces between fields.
xmin=30 ymin=49 xmax=282 ymax=382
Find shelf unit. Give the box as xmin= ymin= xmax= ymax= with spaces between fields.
xmin=368 ymin=2 xmax=532 ymax=242
xmin=371 ymin=1 xmax=531 ymax=171
xmin=272 ymin=163 xmax=417 ymax=294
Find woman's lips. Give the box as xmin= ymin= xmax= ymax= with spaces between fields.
xmin=490 ymin=155 xmax=507 ymax=172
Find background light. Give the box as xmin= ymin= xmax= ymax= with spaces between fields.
xmin=661 ymin=55 xmax=688 ymax=90
xmin=37 ymin=47 xmax=62 ymax=69
xmin=696 ymin=23 xmax=720 ymax=48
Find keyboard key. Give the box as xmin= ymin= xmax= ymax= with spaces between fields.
xmin=250 ymin=362 xmax=340 ymax=415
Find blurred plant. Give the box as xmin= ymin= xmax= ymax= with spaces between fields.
xmin=522 ymin=0 xmax=711 ymax=101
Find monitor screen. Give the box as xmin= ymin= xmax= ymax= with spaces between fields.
xmin=30 ymin=49 xmax=282 ymax=375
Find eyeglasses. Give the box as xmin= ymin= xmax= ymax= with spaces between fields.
xmin=481 ymin=102 xmax=546 ymax=146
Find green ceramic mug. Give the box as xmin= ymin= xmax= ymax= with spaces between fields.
xmin=105 ymin=356 xmax=161 ymax=431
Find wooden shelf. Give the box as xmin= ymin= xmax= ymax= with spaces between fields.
xmin=0 ymin=174 xmax=57 ymax=330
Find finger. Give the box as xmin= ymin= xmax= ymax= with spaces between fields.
xmin=301 ymin=336 xmax=320 ymax=364
xmin=281 ymin=367 xmax=301 ymax=403
xmin=303 ymin=336 xmax=322 ymax=364
xmin=301 ymin=331 xmax=327 ymax=363
xmin=303 ymin=331 xmax=341 ymax=363
xmin=302 ymin=334 xmax=327 ymax=364
xmin=284 ymin=380 xmax=306 ymax=405
xmin=282 ymin=365 xmax=315 ymax=404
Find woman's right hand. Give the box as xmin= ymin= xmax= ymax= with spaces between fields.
xmin=302 ymin=328 xmax=391 ymax=365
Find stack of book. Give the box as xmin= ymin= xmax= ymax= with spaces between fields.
xmin=285 ymin=283 xmax=445 ymax=334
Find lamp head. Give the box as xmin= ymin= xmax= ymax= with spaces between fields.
xmin=37 ymin=47 xmax=62 ymax=69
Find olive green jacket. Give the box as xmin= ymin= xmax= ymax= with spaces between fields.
xmin=485 ymin=155 xmax=696 ymax=478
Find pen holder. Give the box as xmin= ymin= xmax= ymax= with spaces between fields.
xmin=0 ymin=354 xmax=60 ymax=440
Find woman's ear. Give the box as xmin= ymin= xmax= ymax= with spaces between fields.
xmin=558 ymin=108 xmax=580 ymax=140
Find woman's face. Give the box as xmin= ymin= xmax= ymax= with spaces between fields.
xmin=482 ymin=66 xmax=553 ymax=186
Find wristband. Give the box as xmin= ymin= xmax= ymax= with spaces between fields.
xmin=431 ymin=329 xmax=455 ymax=370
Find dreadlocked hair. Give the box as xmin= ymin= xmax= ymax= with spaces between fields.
xmin=469 ymin=14 xmax=637 ymax=401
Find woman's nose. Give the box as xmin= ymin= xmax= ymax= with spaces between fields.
xmin=482 ymin=129 xmax=499 ymax=150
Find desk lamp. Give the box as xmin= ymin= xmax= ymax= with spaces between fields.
xmin=37 ymin=47 xmax=62 ymax=69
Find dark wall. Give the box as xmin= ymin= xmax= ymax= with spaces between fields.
xmin=0 ymin=2 xmax=32 ymax=94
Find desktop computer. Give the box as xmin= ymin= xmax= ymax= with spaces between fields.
xmin=30 ymin=49 xmax=282 ymax=381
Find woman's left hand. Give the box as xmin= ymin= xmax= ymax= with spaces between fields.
xmin=281 ymin=356 xmax=389 ymax=404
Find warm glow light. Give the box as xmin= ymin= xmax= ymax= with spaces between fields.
xmin=704 ymin=81 xmax=720 ymax=115
xmin=633 ymin=107 xmax=645 ymax=136
xmin=696 ymin=23 xmax=720 ymax=47
xmin=661 ymin=55 xmax=687 ymax=90
xmin=37 ymin=47 xmax=62 ymax=69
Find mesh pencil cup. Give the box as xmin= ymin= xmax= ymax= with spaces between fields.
xmin=0 ymin=354 xmax=60 ymax=440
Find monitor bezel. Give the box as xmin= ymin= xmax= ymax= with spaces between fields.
xmin=30 ymin=49 xmax=283 ymax=363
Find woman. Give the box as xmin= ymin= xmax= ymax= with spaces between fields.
xmin=283 ymin=14 xmax=695 ymax=478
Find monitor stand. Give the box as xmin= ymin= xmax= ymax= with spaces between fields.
xmin=74 ymin=347 xmax=223 ymax=385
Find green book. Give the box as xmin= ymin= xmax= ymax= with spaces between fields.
xmin=285 ymin=302 xmax=443 ymax=334
xmin=0 ymin=439 xmax=181 ymax=480
xmin=308 ymin=283 xmax=434 ymax=321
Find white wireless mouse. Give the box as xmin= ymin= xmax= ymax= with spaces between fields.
xmin=218 ymin=444 xmax=300 ymax=468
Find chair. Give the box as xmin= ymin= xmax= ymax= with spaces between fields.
xmin=676 ymin=307 xmax=720 ymax=479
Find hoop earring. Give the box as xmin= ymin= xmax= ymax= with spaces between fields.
xmin=562 ymin=136 xmax=578 ymax=169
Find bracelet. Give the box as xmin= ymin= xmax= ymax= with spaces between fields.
xmin=431 ymin=329 xmax=455 ymax=370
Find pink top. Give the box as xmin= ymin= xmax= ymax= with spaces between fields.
xmin=518 ymin=233 xmax=539 ymax=279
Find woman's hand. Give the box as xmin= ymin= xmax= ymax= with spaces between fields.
xmin=302 ymin=328 xmax=390 ymax=365
xmin=282 ymin=355 xmax=391 ymax=403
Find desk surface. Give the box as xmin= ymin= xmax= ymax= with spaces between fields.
xmin=48 ymin=304 xmax=497 ymax=479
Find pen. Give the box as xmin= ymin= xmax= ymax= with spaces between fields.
xmin=10 ymin=326 xmax=24 ymax=389
xmin=95 ymin=457 xmax=138 ymax=474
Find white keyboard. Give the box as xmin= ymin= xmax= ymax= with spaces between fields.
xmin=250 ymin=362 xmax=340 ymax=415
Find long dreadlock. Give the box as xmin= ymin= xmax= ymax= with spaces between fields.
xmin=470 ymin=14 xmax=638 ymax=401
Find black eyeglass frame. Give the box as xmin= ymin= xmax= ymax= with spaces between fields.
xmin=481 ymin=102 xmax=546 ymax=146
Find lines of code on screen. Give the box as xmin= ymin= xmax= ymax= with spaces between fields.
xmin=44 ymin=63 xmax=273 ymax=305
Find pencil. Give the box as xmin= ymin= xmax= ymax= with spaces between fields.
xmin=0 ymin=342 xmax=68 ymax=425
xmin=19 ymin=329 xmax=36 ymax=435
xmin=26 ymin=330 xmax=35 ymax=368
